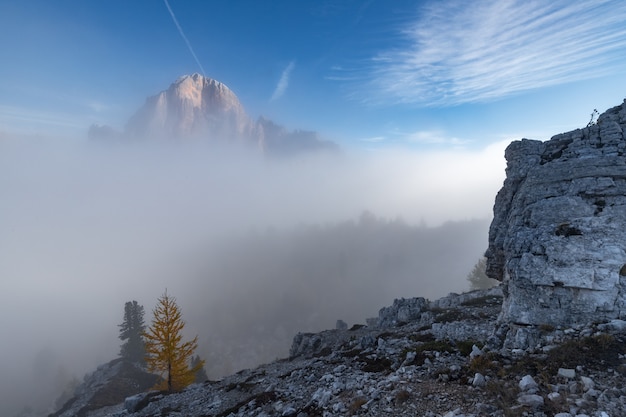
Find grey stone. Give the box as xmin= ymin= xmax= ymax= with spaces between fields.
xmin=125 ymin=393 xmax=149 ymax=413
xmin=377 ymin=297 xmax=428 ymax=327
xmin=281 ymin=406 xmax=297 ymax=416
xmin=519 ymin=375 xmax=538 ymax=392
xmin=472 ymin=373 xmax=486 ymax=387
xmin=558 ymin=368 xmax=576 ymax=379
xmin=486 ymin=99 xmax=626 ymax=349
xmin=580 ymin=376 xmax=595 ymax=391
xmin=517 ymin=394 xmax=544 ymax=407
xmin=547 ymin=392 xmax=561 ymax=401
xmin=598 ymin=319 xmax=626 ymax=332
xmin=470 ymin=344 xmax=483 ymax=359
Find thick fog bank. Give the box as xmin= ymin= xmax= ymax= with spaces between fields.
xmin=181 ymin=216 xmax=490 ymax=377
xmin=0 ymin=137 xmax=505 ymax=415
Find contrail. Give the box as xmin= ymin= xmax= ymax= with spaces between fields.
xmin=163 ymin=0 xmax=207 ymax=77
xmin=271 ymin=61 xmax=295 ymax=101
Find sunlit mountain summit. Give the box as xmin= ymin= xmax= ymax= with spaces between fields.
xmin=91 ymin=73 xmax=337 ymax=156
xmin=126 ymin=73 xmax=254 ymax=143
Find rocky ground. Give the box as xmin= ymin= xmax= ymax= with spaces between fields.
xmin=52 ymin=286 xmax=626 ymax=417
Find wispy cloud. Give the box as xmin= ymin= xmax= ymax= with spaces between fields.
xmin=362 ymin=0 xmax=626 ymax=106
xmin=163 ymin=0 xmax=207 ymax=76
xmin=271 ymin=61 xmax=296 ymax=101
xmin=359 ymin=136 xmax=387 ymax=143
xmin=403 ymin=130 xmax=468 ymax=146
xmin=87 ymin=101 xmax=108 ymax=113
xmin=0 ymin=105 xmax=86 ymax=131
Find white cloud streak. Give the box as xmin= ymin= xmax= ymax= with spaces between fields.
xmin=271 ymin=61 xmax=296 ymax=101
xmin=363 ymin=0 xmax=626 ymax=106
xmin=404 ymin=130 xmax=468 ymax=146
xmin=0 ymin=105 xmax=86 ymax=132
xmin=163 ymin=0 xmax=207 ymax=77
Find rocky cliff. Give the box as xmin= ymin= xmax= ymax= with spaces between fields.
xmin=486 ymin=99 xmax=626 ymax=348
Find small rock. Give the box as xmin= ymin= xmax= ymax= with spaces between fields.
xmin=472 ymin=373 xmax=486 ymax=387
xmin=580 ymin=376 xmax=594 ymax=391
xmin=281 ymin=406 xmax=297 ymax=416
xmin=517 ymin=394 xmax=544 ymax=408
xmin=124 ymin=393 xmax=149 ymax=413
xmin=336 ymin=319 xmax=348 ymax=330
xmin=401 ymin=351 xmax=416 ymax=366
xmin=333 ymin=364 xmax=346 ymax=374
xmin=558 ymin=368 xmax=576 ymax=379
xmin=598 ymin=319 xmax=626 ymax=332
xmin=332 ymin=401 xmax=346 ymax=413
xmin=568 ymin=381 xmax=579 ymax=394
xmin=582 ymin=388 xmax=600 ymax=400
xmin=470 ymin=344 xmax=483 ymax=359
xmin=519 ymin=375 xmax=538 ymax=392
xmin=311 ymin=388 xmax=332 ymax=407
xmin=553 ymin=413 xmax=572 ymax=417
xmin=547 ymin=392 xmax=561 ymax=401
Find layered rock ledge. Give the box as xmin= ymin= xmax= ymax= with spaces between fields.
xmin=486 ymin=99 xmax=626 ymax=348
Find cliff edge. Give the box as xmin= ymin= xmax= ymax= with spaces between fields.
xmin=486 ymin=99 xmax=626 ymax=348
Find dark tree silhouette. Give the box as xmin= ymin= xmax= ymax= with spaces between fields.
xmin=119 ymin=300 xmax=146 ymax=363
xmin=191 ymin=355 xmax=208 ymax=383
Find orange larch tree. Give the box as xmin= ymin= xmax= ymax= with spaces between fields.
xmin=144 ymin=290 xmax=204 ymax=392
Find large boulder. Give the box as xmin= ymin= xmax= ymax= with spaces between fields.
xmin=486 ymin=99 xmax=626 ymax=348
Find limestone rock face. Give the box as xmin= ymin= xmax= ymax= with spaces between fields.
xmin=126 ymin=73 xmax=255 ymax=142
xmin=486 ymin=99 xmax=626 ymax=347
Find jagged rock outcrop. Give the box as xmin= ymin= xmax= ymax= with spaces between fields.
xmin=486 ymin=99 xmax=626 ymax=348
xmin=289 ymin=287 xmax=503 ymax=361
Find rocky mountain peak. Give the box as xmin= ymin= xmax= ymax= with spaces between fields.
xmin=125 ymin=73 xmax=253 ymax=141
xmin=170 ymin=73 xmax=242 ymax=111
xmin=113 ymin=74 xmax=338 ymax=156
xmin=486 ymin=98 xmax=626 ymax=349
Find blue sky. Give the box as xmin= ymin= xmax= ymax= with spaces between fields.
xmin=1 ymin=0 xmax=626 ymax=149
